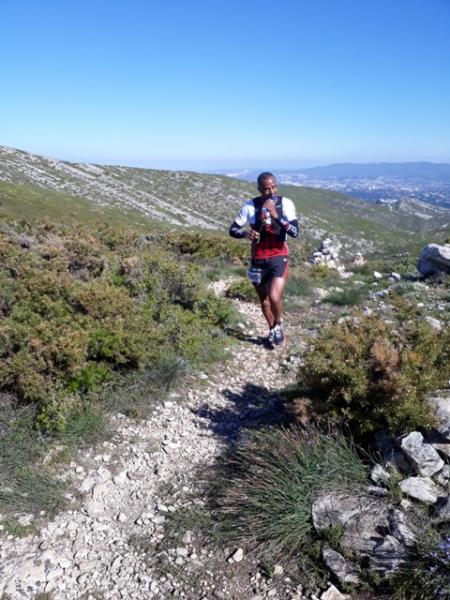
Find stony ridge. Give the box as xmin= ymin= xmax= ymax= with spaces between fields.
xmin=0 ymin=146 xmax=253 ymax=230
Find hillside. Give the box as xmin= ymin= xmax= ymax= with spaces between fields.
xmin=299 ymin=161 xmax=450 ymax=181
xmin=0 ymin=145 xmax=252 ymax=230
xmin=1 ymin=148 xmax=450 ymax=600
xmin=1 ymin=145 xmax=450 ymax=256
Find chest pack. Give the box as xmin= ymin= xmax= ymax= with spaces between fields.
xmin=252 ymin=195 xmax=285 ymax=241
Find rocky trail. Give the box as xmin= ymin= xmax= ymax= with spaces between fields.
xmin=0 ymin=299 xmax=312 ymax=600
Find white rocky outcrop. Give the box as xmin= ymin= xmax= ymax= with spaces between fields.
xmin=417 ymin=243 xmax=450 ymax=277
xmin=310 ymin=238 xmax=345 ymax=272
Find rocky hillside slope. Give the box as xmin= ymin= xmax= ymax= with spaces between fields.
xmin=1 ymin=145 xmax=450 ymax=255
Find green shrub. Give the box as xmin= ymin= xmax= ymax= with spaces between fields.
xmin=308 ymin=264 xmax=331 ymax=279
xmin=225 ymin=277 xmax=256 ymax=301
xmin=297 ymin=315 xmax=450 ymax=436
xmin=213 ymin=426 xmax=367 ymax=561
xmin=324 ymin=286 xmax=366 ymax=306
xmin=165 ymin=231 xmax=247 ymax=262
xmin=0 ymin=219 xmax=235 ymax=431
xmin=285 ymin=272 xmax=313 ymax=298
xmin=0 ymin=403 xmax=68 ymax=514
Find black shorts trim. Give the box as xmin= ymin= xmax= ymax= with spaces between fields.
xmin=250 ymin=256 xmax=288 ymax=285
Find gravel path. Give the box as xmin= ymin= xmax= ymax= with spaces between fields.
xmin=0 ymin=300 xmax=308 ymax=600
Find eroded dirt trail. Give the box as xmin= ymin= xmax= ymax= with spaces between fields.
xmin=0 ymin=300 xmax=306 ymax=600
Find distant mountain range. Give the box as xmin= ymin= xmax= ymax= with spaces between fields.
xmin=297 ymin=162 xmax=450 ymax=181
xmin=219 ymin=162 xmax=450 ymax=181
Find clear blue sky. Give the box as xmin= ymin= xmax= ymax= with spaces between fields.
xmin=1 ymin=0 xmax=449 ymax=169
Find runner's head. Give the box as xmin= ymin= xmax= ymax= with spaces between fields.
xmin=257 ymin=172 xmax=277 ymax=199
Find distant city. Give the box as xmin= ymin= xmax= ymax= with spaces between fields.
xmin=216 ymin=163 xmax=450 ymax=210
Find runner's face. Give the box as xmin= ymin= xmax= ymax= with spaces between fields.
xmin=258 ymin=177 xmax=277 ymax=199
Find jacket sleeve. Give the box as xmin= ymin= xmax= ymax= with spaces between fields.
xmin=229 ymin=202 xmax=249 ymax=238
xmin=229 ymin=221 xmax=246 ymax=238
xmin=273 ymin=197 xmax=299 ymax=238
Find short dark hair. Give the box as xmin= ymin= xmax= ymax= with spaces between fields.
xmin=257 ymin=172 xmax=275 ymax=187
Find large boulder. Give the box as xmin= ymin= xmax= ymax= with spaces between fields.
xmin=417 ymin=243 xmax=450 ymax=277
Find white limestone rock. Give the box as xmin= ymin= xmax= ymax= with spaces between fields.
xmin=322 ymin=547 xmax=360 ymax=584
xmin=400 ymin=431 xmax=444 ymax=477
xmin=399 ymin=477 xmax=442 ymax=504
xmin=371 ymin=464 xmax=391 ymax=486
xmin=320 ymin=583 xmax=350 ymax=600
xmin=227 ymin=547 xmax=244 ymax=563
xmin=424 ymin=316 xmax=442 ymax=331
xmin=417 ymin=243 xmax=450 ymax=277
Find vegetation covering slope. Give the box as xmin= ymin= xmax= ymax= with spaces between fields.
xmin=0 ymin=180 xmax=241 ymax=432
xmin=2 ymin=145 xmax=450 ymax=257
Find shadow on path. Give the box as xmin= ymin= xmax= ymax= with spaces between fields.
xmin=194 ymin=382 xmax=289 ymax=445
xmin=225 ymin=327 xmax=269 ymax=348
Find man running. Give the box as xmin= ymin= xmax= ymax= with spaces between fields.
xmin=229 ymin=172 xmax=298 ymax=347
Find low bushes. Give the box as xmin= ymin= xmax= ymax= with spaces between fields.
xmin=323 ymin=286 xmax=367 ymax=306
xmin=297 ymin=315 xmax=450 ymax=436
xmin=0 ymin=220 xmax=236 ymax=431
xmin=225 ymin=277 xmax=255 ymax=301
xmin=164 ymin=231 xmax=248 ymax=262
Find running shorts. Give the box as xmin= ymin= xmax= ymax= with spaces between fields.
xmin=248 ymin=256 xmax=289 ymax=286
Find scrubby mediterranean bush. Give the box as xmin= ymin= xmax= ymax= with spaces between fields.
xmin=225 ymin=277 xmax=255 ymax=301
xmin=0 ymin=220 xmax=236 ymax=431
xmin=297 ymin=315 xmax=450 ymax=436
xmin=164 ymin=231 xmax=248 ymax=262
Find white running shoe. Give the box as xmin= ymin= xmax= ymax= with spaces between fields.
xmin=273 ymin=324 xmax=284 ymax=346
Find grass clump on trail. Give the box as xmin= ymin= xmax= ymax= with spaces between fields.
xmin=297 ymin=314 xmax=450 ymax=437
xmin=212 ymin=426 xmax=367 ymax=562
xmin=225 ymin=277 xmax=255 ymax=301
xmin=391 ymin=528 xmax=450 ymax=600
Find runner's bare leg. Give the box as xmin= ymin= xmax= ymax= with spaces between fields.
xmin=268 ymin=276 xmax=287 ymax=324
xmin=254 ymin=280 xmax=275 ymax=328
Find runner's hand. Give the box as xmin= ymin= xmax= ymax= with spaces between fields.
xmin=245 ymin=230 xmax=260 ymax=241
xmin=263 ymin=198 xmax=277 ymax=218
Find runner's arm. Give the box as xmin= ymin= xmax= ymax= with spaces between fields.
xmin=229 ymin=221 xmax=247 ymax=238
xmin=272 ymin=216 xmax=299 ymax=238
xmin=229 ymin=202 xmax=251 ymax=238
xmin=273 ymin=197 xmax=299 ymax=238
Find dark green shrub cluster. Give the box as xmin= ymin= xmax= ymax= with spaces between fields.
xmin=0 ymin=221 xmax=235 ymax=431
xmin=297 ymin=315 xmax=450 ymax=436
xmin=164 ymin=231 xmax=248 ymax=262
xmin=225 ymin=277 xmax=255 ymax=301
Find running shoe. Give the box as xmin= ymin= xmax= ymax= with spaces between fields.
xmin=273 ymin=323 xmax=284 ymax=346
xmin=266 ymin=327 xmax=275 ymax=346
